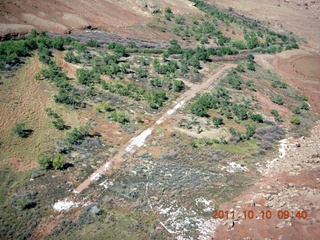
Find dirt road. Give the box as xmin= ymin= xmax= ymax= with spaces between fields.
xmin=73 ymin=63 xmax=236 ymax=193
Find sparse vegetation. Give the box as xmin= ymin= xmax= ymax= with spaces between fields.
xmin=290 ymin=115 xmax=301 ymax=125
xmin=12 ymin=123 xmax=31 ymax=138
xmin=0 ymin=2 xmax=317 ymax=240
xmin=271 ymin=94 xmax=284 ymax=105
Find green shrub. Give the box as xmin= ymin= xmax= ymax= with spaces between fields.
xmin=37 ymin=156 xmax=52 ymax=169
xmin=270 ymin=109 xmax=282 ymax=122
xmin=227 ymin=74 xmax=242 ymax=90
xmin=213 ymin=117 xmax=224 ymax=127
xmin=245 ymin=123 xmax=256 ymax=139
xmin=65 ymin=125 xmax=91 ymax=145
xmin=45 ymin=108 xmax=59 ymax=118
xmin=279 ymin=82 xmax=287 ymax=89
xmin=87 ymin=39 xmax=99 ymax=47
xmin=12 ymin=123 xmax=29 ymax=138
xmin=76 ymin=68 xmax=99 ymax=85
xmin=290 ymin=115 xmax=301 ymax=125
xmin=53 ymin=154 xmax=65 ymax=170
xmin=109 ymin=111 xmax=130 ymax=124
xmin=52 ymin=119 xmax=65 ymax=130
xmin=292 ymin=106 xmax=301 ymax=114
xmin=300 ymin=102 xmax=309 ymax=110
xmin=173 ymin=80 xmax=184 ymax=92
xmin=164 ymin=7 xmax=173 ymax=20
xmin=247 ymin=61 xmax=255 ymax=71
xmin=64 ymin=51 xmax=80 ymax=63
xmin=235 ymin=64 xmax=245 ymax=72
xmin=271 ymin=94 xmax=284 ymax=105
xmin=250 ymin=113 xmax=263 ymax=122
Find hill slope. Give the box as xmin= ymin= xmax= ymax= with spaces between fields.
xmin=0 ymin=0 xmax=201 ymax=39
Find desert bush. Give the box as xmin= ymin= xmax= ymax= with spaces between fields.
xmin=54 ymin=89 xmax=80 ymax=106
xmin=65 ymin=125 xmax=91 ymax=145
xmin=173 ymin=80 xmax=184 ymax=92
xmin=76 ymin=68 xmax=100 ymax=85
xmin=300 ymin=102 xmax=309 ymax=110
xmin=212 ymin=117 xmax=224 ymax=127
xmin=247 ymin=61 xmax=255 ymax=71
xmin=250 ymin=113 xmax=263 ymax=122
xmin=45 ymin=108 xmax=59 ymax=118
xmin=261 ymin=140 xmax=273 ymax=150
xmin=290 ymin=115 xmax=301 ymax=125
xmin=245 ymin=123 xmax=256 ymax=139
xmin=12 ymin=123 xmax=30 ymax=138
xmin=37 ymin=156 xmax=52 ymax=169
xmin=53 ymin=154 xmax=65 ymax=170
xmin=109 ymin=111 xmax=130 ymax=124
xmin=52 ymin=119 xmax=65 ymax=130
xmin=292 ymin=106 xmax=301 ymax=114
xmin=164 ymin=7 xmax=174 ymax=21
xmin=271 ymin=94 xmax=284 ymax=105
xmin=87 ymin=39 xmax=99 ymax=47
xmin=64 ymin=51 xmax=80 ymax=63
xmin=270 ymin=109 xmax=282 ymax=122
xmin=235 ymin=64 xmax=245 ymax=72
xmin=227 ymin=74 xmax=242 ymax=90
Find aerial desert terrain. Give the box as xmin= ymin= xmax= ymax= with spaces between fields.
xmin=0 ymin=0 xmax=319 ymax=239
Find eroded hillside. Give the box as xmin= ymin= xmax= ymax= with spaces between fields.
xmin=0 ymin=0 xmax=201 ymax=39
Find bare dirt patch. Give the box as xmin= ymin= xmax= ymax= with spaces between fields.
xmin=213 ymin=0 xmax=320 ymax=49
xmin=214 ymin=121 xmax=320 ymax=240
xmin=0 ymin=0 xmax=201 ymax=40
xmin=255 ymin=50 xmax=320 ymax=114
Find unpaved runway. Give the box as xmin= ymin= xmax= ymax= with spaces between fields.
xmin=74 ymin=63 xmax=236 ymax=193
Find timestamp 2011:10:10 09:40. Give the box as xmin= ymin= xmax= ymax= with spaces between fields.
xmin=212 ymin=210 xmax=308 ymax=220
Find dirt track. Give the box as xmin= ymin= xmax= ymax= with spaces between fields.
xmin=255 ymin=49 xmax=320 ymax=114
xmin=73 ymin=63 xmax=236 ymax=194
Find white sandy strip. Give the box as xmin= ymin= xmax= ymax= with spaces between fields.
xmin=53 ymin=200 xmax=80 ymax=211
xmin=167 ymin=101 xmax=185 ymax=116
xmin=99 ymin=179 xmax=114 ymax=189
xmin=125 ymin=128 xmax=153 ymax=153
xmin=156 ymin=101 xmax=185 ymax=125
xmin=279 ymin=139 xmax=287 ymax=158
xmin=89 ymin=162 xmax=111 ymax=181
xmin=221 ymin=162 xmax=248 ymax=173
xmin=264 ymin=138 xmax=288 ymax=174
xmin=156 ymin=116 xmax=166 ymax=125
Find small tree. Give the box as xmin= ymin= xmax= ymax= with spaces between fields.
xmin=45 ymin=108 xmax=59 ymax=118
xmin=235 ymin=64 xmax=245 ymax=72
xmin=292 ymin=106 xmax=301 ymax=114
xmin=164 ymin=7 xmax=173 ymax=21
xmin=300 ymin=102 xmax=309 ymax=110
xmin=213 ymin=117 xmax=224 ymax=127
xmin=37 ymin=156 xmax=52 ymax=169
xmin=53 ymin=119 xmax=65 ymax=130
xmin=12 ymin=123 xmax=29 ymax=138
xmin=250 ymin=113 xmax=263 ymax=122
xmin=247 ymin=61 xmax=255 ymax=71
xmin=290 ymin=115 xmax=301 ymax=125
xmin=53 ymin=154 xmax=64 ymax=170
xmin=245 ymin=123 xmax=256 ymax=140
xmin=270 ymin=109 xmax=282 ymax=122
xmin=271 ymin=94 xmax=284 ymax=105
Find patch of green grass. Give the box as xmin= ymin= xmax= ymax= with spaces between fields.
xmin=216 ymin=139 xmax=259 ymax=156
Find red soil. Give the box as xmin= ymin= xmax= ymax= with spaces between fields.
xmin=0 ymin=0 xmax=201 ymax=40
